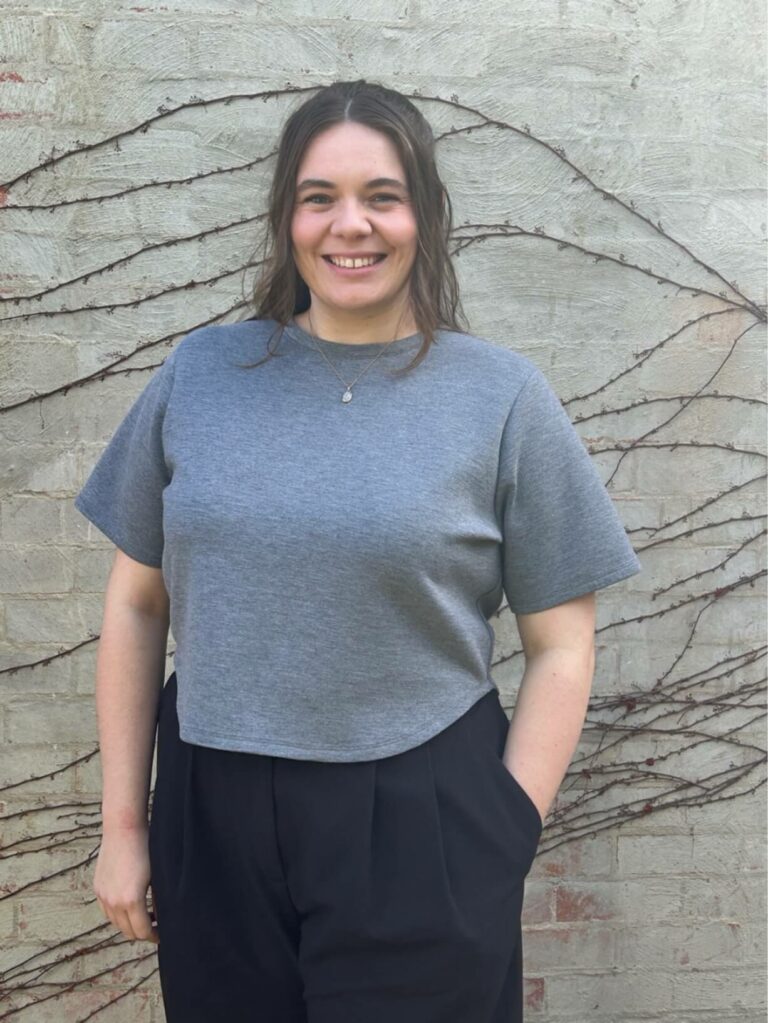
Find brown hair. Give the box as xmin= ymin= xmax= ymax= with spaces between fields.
xmin=235 ymin=78 xmax=469 ymax=374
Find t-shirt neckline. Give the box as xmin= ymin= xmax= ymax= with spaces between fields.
xmin=282 ymin=317 xmax=427 ymax=357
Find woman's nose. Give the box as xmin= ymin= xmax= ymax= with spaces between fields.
xmin=330 ymin=200 xmax=373 ymax=234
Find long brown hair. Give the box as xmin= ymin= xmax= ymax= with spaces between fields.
xmin=236 ymin=78 xmax=469 ymax=374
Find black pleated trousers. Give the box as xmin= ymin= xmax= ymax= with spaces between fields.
xmin=148 ymin=671 xmax=543 ymax=1022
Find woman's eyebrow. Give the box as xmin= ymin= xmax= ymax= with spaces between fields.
xmin=296 ymin=177 xmax=407 ymax=192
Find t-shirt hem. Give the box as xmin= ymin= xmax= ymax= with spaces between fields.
xmin=178 ymin=681 xmax=497 ymax=762
xmin=74 ymin=492 xmax=162 ymax=568
xmin=508 ymin=556 xmax=642 ymax=615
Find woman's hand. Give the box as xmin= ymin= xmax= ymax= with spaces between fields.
xmin=93 ymin=825 xmax=159 ymax=944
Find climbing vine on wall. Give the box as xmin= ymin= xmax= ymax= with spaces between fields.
xmin=0 ymin=83 xmax=765 ymax=1020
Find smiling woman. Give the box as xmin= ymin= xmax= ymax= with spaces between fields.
xmin=74 ymin=78 xmax=642 ymax=1023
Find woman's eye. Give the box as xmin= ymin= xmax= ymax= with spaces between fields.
xmin=301 ymin=194 xmax=400 ymax=205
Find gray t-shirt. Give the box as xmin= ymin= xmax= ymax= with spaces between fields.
xmin=74 ymin=317 xmax=642 ymax=761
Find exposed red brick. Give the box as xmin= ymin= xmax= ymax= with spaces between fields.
xmin=555 ymin=884 xmax=615 ymax=921
xmin=524 ymin=976 xmax=545 ymax=1011
xmin=541 ymin=840 xmax=584 ymax=877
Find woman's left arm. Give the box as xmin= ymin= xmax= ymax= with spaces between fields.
xmin=502 ymin=591 xmax=597 ymax=825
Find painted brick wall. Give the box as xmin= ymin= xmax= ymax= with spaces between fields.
xmin=1 ymin=1 xmax=765 ymax=1020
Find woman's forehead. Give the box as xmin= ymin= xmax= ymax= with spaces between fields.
xmin=297 ymin=123 xmax=405 ymax=175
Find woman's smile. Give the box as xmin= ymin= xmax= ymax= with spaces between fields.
xmin=322 ymin=253 xmax=388 ymax=275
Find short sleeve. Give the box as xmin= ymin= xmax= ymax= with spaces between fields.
xmin=74 ymin=350 xmax=177 ymax=568
xmin=497 ymin=366 xmax=642 ymax=614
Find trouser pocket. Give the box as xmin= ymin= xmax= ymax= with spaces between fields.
xmin=468 ymin=687 xmax=544 ymax=875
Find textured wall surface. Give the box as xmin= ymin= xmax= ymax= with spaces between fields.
xmin=0 ymin=1 xmax=766 ymax=1020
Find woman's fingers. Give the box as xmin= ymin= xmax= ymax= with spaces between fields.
xmin=127 ymin=900 xmax=159 ymax=944
xmin=112 ymin=906 xmax=138 ymax=942
xmin=95 ymin=890 xmax=159 ymax=944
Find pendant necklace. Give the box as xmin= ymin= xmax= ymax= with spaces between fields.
xmin=300 ymin=308 xmax=408 ymax=404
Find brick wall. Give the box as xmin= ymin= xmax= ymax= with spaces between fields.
xmin=0 ymin=1 xmax=765 ymax=1020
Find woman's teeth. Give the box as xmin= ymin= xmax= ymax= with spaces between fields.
xmin=326 ymin=255 xmax=384 ymax=268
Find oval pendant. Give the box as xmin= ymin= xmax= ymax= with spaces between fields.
xmin=342 ymin=389 xmax=353 ymax=403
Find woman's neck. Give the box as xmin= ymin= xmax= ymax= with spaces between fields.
xmin=293 ymin=304 xmax=418 ymax=345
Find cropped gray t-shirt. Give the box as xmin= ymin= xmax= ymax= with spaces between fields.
xmin=74 ymin=317 xmax=642 ymax=761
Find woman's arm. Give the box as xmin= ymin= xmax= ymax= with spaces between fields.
xmin=503 ymin=592 xmax=597 ymax=825
xmin=90 ymin=550 xmax=170 ymax=944
xmin=97 ymin=550 xmax=170 ymax=833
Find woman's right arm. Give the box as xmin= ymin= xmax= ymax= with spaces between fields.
xmin=92 ymin=549 xmax=170 ymax=944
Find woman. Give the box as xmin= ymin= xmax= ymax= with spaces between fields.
xmin=74 ymin=79 xmax=642 ymax=1022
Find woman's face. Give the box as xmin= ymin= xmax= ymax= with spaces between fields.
xmin=290 ymin=121 xmax=419 ymax=323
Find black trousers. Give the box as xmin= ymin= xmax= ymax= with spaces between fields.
xmin=149 ymin=671 xmax=543 ymax=1022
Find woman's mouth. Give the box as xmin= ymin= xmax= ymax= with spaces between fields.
xmin=322 ymin=254 xmax=387 ymax=275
